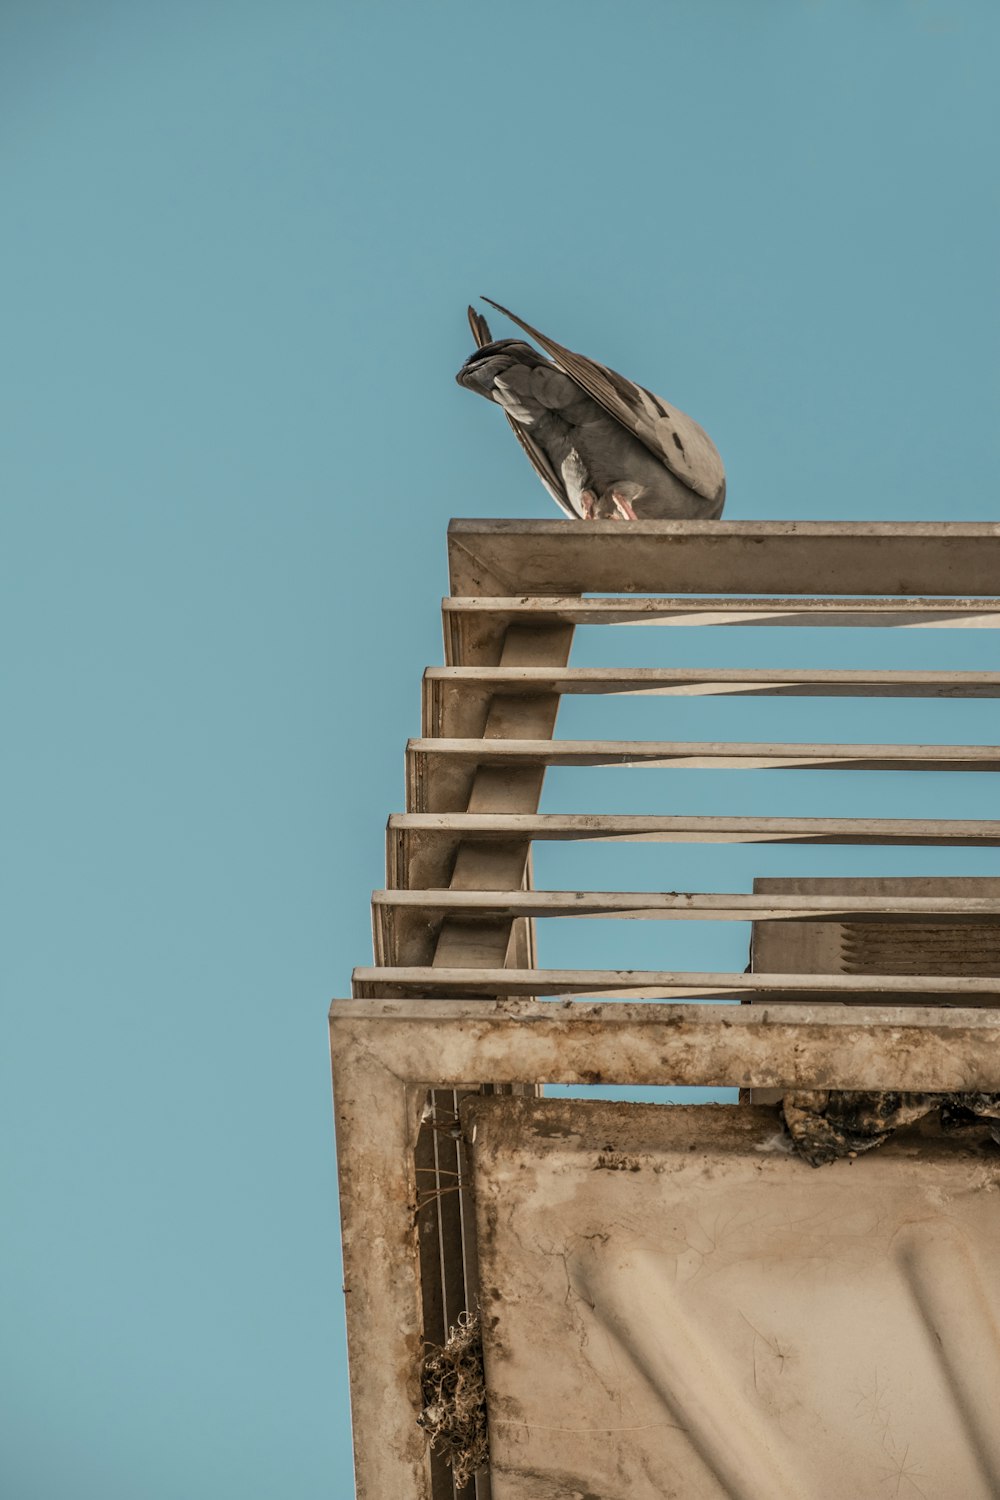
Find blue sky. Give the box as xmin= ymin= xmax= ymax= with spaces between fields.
xmin=2 ymin=2 xmax=998 ymax=1496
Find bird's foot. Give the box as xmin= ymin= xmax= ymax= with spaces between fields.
xmin=579 ymin=490 xmax=598 ymax=520
xmin=611 ymin=489 xmax=639 ymax=521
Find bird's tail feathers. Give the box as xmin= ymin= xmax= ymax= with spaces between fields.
xmin=467 ymin=305 xmax=493 ymax=349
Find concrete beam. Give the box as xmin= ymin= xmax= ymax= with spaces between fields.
xmin=443 ymin=595 xmax=1000 ymax=662
xmin=447 ymin=519 xmax=1000 ymax=598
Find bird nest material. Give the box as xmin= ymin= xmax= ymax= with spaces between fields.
xmin=783 ymin=1089 xmax=1000 ymax=1167
xmin=418 ymin=1311 xmax=488 ymax=1487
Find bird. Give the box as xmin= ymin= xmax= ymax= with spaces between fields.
xmin=456 ymin=298 xmax=726 ymax=521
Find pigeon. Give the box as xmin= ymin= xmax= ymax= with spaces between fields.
xmin=456 ymin=299 xmax=726 ymax=521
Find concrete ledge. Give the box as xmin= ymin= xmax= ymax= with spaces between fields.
xmin=447 ymin=518 xmax=1000 ymax=597
xmin=330 ymin=998 xmax=1000 ymax=1497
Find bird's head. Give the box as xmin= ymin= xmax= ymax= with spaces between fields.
xmin=456 ymin=338 xmax=546 ymax=397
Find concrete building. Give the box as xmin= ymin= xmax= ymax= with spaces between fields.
xmin=332 ymin=519 xmax=1000 ymax=1498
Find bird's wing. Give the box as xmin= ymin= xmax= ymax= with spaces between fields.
xmin=466 ymin=305 xmax=577 ymax=518
xmin=482 ymin=298 xmax=725 ymax=503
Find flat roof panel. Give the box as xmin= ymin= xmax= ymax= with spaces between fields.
xmin=466 ymin=1097 xmax=1000 ymax=1499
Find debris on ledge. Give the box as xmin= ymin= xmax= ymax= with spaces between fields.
xmin=418 ymin=1310 xmax=488 ymax=1487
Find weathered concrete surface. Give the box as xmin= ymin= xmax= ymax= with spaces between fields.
xmin=424 ymin=666 xmax=1000 ymax=737
xmin=389 ymin=814 xmax=1000 ymax=891
xmin=337 ymin=514 xmax=1000 ymax=1497
xmin=372 ymin=888 xmax=1000 ymax=971
xmin=330 ymin=999 xmax=1000 ymax=1497
xmin=447 ymin=518 xmax=1000 ymax=597
xmin=443 ymin=597 xmax=1000 ymax=665
xmin=465 ymin=1096 xmax=1000 ymax=1499
xmin=749 ymin=877 xmax=1000 ymax=1105
xmin=334 ymin=998 xmax=1000 ymax=1092
xmin=353 ymin=964 xmax=1000 ymax=1006
xmin=752 ymin=877 xmax=1000 ymax=981
xmin=407 ymin=737 xmax=1000 ymax=815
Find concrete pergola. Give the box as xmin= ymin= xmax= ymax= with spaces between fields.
xmin=331 ymin=519 xmax=1000 ymax=1499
